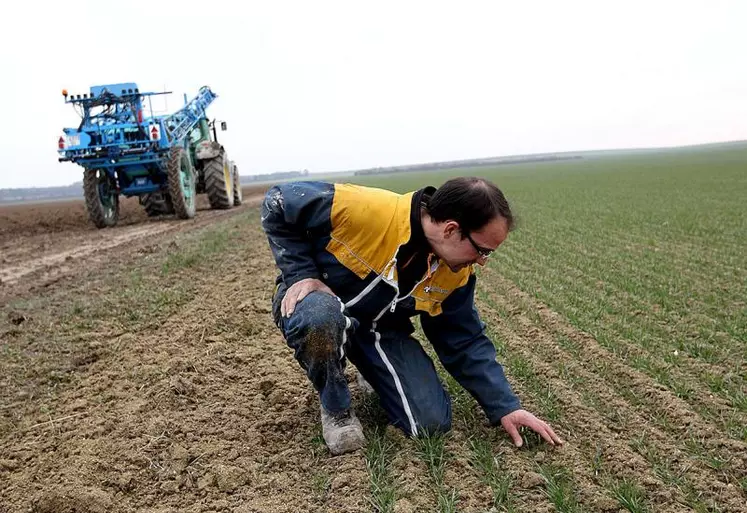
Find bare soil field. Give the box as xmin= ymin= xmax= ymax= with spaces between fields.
xmin=0 ymin=180 xmax=745 ymax=512
xmin=0 ymin=186 xmax=267 ymax=302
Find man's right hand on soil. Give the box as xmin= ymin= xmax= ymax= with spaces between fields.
xmin=501 ymin=409 xmax=564 ymax=448
xmin=282 ymin=278 xmax=336 ymax=317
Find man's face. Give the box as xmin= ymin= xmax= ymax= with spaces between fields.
xmin=431 ymin=216 xmax=509 ymax=272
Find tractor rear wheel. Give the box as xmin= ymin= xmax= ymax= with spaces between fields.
xmin=141 ymin=192 xmax=175 ymax=217
xmin=167 ymin=146 xmax=196 ymax=219
xmin=232 ymin=162 xmax=243 ymax=206
xmin=204 ymin=151 xmax=234 ymax=209
xmin=83 ymin=169 xmax=119 ymax=228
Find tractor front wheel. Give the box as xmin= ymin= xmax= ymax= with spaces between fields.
xmin=167 ymin=146 xmax=196 ymax=219
xmin=204 ymin=151 xmax=234 ymax=209
xmin=83 ymin=169 xmax=119 ymax=228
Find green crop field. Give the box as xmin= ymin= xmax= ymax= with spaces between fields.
xmin=347 ymin=144 xmax=747 ymax=512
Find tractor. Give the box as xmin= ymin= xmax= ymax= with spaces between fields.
xmin=58 ymin=83 xmax=242 ymax=228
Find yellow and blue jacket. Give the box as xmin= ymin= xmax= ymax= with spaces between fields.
xmin=260 ymin=181 xmax=521 ymax=423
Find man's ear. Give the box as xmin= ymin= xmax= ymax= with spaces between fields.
xmin=443 ymin=220 xmax=460 ymax=238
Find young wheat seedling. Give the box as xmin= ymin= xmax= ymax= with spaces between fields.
xmin=364 ymin=427 xmax=397 ymax=513
xmin=611 ymin=478 xmax=650 ymax=513
xmin=415 ymin=432 xmax=459 ymax=513
xmin=468 ymin=436 xmax=513 ymax=510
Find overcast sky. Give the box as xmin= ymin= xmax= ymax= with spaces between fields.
xmin=1 ymin=0 xmax=744 ymax=188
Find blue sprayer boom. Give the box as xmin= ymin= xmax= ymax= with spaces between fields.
xmin=58 ymin=83 xmax=242 ymax=228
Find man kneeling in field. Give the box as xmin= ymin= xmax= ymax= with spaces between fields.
xmin=261 ymin=177 xmax=563 ymax=455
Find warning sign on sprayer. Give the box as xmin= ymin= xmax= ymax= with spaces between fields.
xmin=149 ymin=124 xmax=161 ymax=141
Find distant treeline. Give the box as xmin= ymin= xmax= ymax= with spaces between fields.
xmin=353 ymin=154 xmax=582 ymax=176
xmin=9 ymin=140 xmax=745 ymax=203
xmin=0 ymin=157 xmax=577 ymax=203
xmin=242 ymin=169 xmax=310 ymax=182
xmin=0 ymin=171 xmax=311 ymax=204
xmin=0 ymin=182 xmax=84 ymax=204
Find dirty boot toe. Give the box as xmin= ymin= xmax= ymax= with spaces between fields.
xmin=320 ymin=405 xmax=366 ymax=455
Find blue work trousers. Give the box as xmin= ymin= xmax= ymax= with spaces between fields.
xmin=272 ymin=285 xmax=451 ymax=437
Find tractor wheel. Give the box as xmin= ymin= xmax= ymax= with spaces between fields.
xmin=204 ymin=151 xmax=234 ymax=209
xmin=141 ymin=192 xmax=175 ymax=217
xmin=83 ymin=169 xmax=119 ymax=228
xmin=232 ymin=162 xmax=243 ymax=206
xmin=167 ymin=146 xmax=196 ymax=219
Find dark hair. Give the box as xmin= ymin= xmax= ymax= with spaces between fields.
xmin=425 ymin=176 xmax=514 ymax=233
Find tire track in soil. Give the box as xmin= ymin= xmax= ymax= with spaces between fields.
xmin=0 ymin=197 xmax=264 ymax=306
xmin=0 ymin=222 xmax=179 ymax=283
xmin=475 ymin=279 xmax=747 ymax=512
xmin=0 ymin=207 xmax=370 ymax=512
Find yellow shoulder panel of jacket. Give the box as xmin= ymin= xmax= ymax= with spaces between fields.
xmin=326 ymin=184 xmax=414 ymax=279
xmin=412 ymin=264 xmax=473 ymax=317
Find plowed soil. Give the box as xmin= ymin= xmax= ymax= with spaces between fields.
xmin=1 ymin=194 xmax=745 ymax=512
xmin=0 ymin=187 xmax=265 ymax=302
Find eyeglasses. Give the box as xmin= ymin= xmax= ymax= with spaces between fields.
xmin=465 ymin=232 xmax=494 ymax=259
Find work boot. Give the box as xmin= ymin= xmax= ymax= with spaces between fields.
xmin=320 ymin=405 xmax=366 ymax=455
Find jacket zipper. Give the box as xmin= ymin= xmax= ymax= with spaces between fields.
xmin=389 ymin=257 xmax=439 ymax=312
